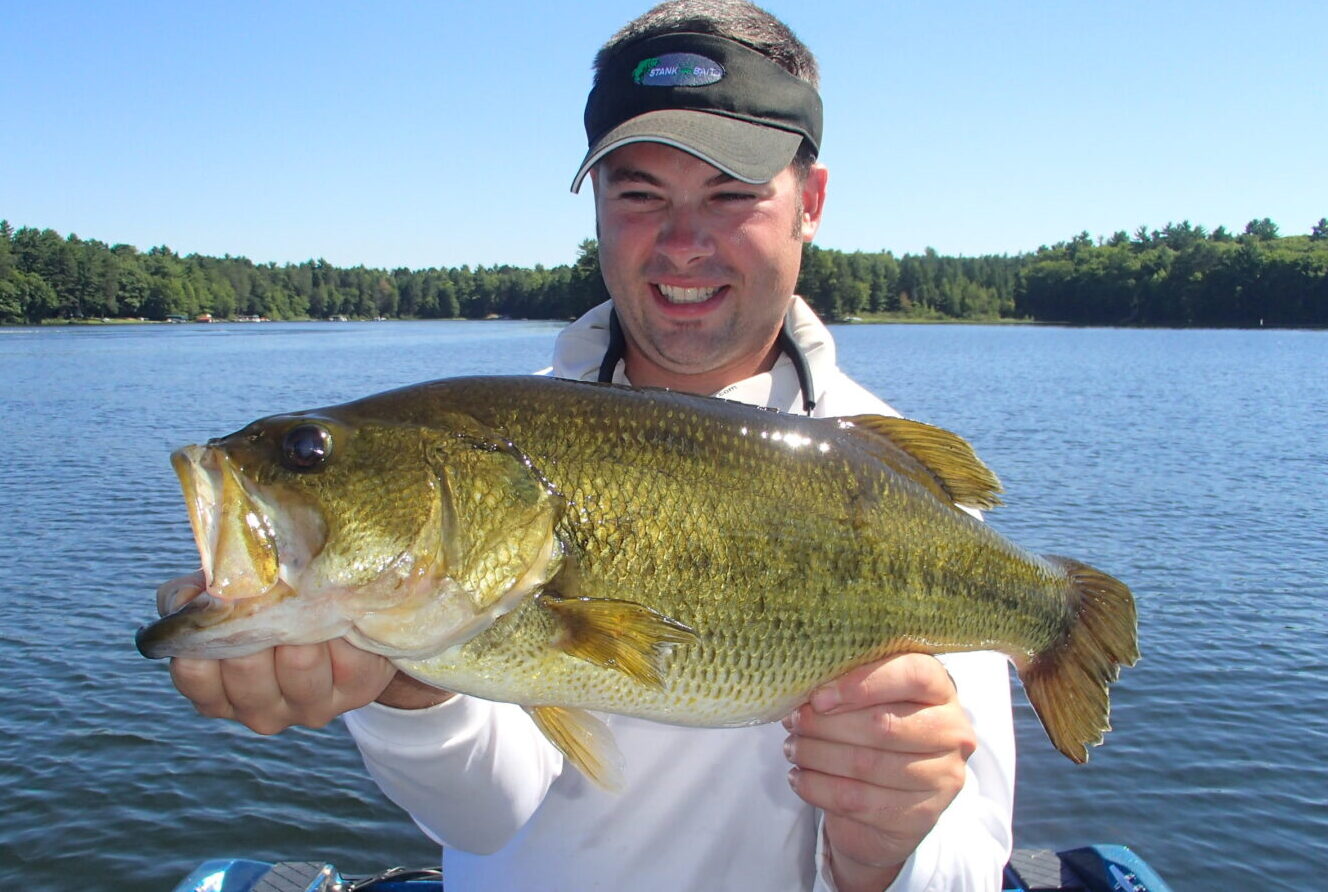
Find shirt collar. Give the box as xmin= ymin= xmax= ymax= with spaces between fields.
xmin=549 ymin=296 xmax=838 ymax=415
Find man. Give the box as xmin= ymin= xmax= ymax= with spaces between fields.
xmin=162 ymin=2 xmax=1015 ymax=889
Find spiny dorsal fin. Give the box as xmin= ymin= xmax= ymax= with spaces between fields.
xmin=839 ymin=414 xmax=1004 ymax=511
xmin=541 ymin=594 xmax=698 ymax=689
xmin=527 ymin=705 xmax=625 ymax=792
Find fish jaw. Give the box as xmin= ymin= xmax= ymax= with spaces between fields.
xmin=135 ymin=582 xmax=353 ymax=659
xmin=173 ymin=444 xmax=286 ymax=601
xmin=142 ymin=442 xmax=344 ymax=659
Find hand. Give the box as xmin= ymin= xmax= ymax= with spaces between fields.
xmin=782 ymin=653 xmax=977 ymax=892
xmin=156 ymin=571 xmax=442 ymax=734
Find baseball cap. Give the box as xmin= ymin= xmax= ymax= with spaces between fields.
xmin=571 ymin=31 xmax=822 ymax=193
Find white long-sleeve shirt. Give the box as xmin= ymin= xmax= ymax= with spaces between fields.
xmin=344 ymin=297 xmax=1015 ymax=891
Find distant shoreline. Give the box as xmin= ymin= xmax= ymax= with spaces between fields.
xmin=6 ymin=219 xmax=1326 ymax=329
xmin=8 ymin=314 xmax=1323 ymax=332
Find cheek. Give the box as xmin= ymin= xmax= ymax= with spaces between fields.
xmin=598 ymin=218 xmax=656 ymax=274
xmin=727 ymin=219 xmax=800 ymax=276
xmin=598 ymin=223 xmax=627 ymax=258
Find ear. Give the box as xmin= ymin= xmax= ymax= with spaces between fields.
xmin=799 ymin=163 xmax=829 ymax=243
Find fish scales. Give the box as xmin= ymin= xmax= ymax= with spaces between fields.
xmin=344 ymin=378 xmax=1064 ymax=718
xmin=137 ymin=375 xmax=1139 ymax=786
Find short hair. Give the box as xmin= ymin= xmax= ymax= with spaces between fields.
xmin=596 ymin=0 xmax=819 ymax=184
xmin=595 ymin=1 xmax=819 ymax=87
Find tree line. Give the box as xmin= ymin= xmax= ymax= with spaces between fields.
xmin=2 ymin=216 xmax=1325 ymax=327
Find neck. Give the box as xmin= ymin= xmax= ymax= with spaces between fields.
xmin=623 ymin=338 xmax=782 ymax=396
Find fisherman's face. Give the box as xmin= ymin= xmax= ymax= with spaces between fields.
xmin=592 ymin=142 xmax=827 ymax=394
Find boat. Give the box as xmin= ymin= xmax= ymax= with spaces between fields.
xmin=170 ymin=861 xmax=441 ymax=892
xmin=171 ymin=844 xmax=1172 ymax=891
xmin=1003 ymin=845 xmax=1173 ymax=891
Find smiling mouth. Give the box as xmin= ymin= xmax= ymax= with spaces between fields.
xmin=656 ymin=283 xmax=723 ymax=304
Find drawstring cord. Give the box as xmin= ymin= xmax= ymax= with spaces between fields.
xmin=596 ymin=306 xmax=816 ymax=415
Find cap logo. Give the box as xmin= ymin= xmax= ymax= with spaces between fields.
xmin=631 ymin=52 xmax=725 ymax=87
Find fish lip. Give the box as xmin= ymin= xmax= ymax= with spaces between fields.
xmin=136 ymin=581 xmax=351 ymax=660
xmin=135 ymin=592 xmax=236 ymax=659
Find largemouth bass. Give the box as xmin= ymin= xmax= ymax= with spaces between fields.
xmin=137 ymin=375 xmax=1139 ymax=788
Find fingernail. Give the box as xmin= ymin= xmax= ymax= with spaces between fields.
xmin=783 ymin=736 xmax=795 ymax=762
xmin=810 ymin=685 xmax=840 ymax=713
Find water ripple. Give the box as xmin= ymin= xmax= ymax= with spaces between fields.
xmin=1 ymin=322 xmax=1324 ymax=890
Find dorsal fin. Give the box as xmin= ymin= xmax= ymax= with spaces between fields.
xmin=839 ymin=414 xmax=1003 ymax=511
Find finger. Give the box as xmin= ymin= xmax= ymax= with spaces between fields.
xmin=271 ymin=644 xmax=335 ymax=723
xmin=787 ymin=699 xmax=966 ymax=754
xmin=156 ymin=570 xmax=206 ymax=616
xmin=787 ymin=763 xmax=936 ymax=826
xmin=169 ymin=657 xmax=235 ymax=721
xmin=789 ymin=759 xmax=971 ymax=874
xmin=784 ymin=733 xmax=948 ymax=791
xmin=325 ymin=638 xmax=400 ymax=708
xmin=809 ymin=653 xmax=956 ymax=715
xmin=217 ymin=650 xmax=290 ymax=734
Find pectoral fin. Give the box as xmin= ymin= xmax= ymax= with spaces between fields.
xmin=840 ymin=414 xmax=1003 ymax=511
xmin=527 ymin=705 xmax=625 ymax=792
xmin=541 ymin=594 xmax=698 ymax=689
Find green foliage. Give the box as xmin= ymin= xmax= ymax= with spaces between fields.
xmin=1014 ymin=221 xmax=1327 ymax=326
xmin=1243 ymin=218 xmax=1280 ymax=241
xmin=2 ymin=271 xmax=60 ymax=323
xmin=3 ymin=216 xmax=1325 ymax=327
xmin=0 ymin=222 xmax=610 ymax=324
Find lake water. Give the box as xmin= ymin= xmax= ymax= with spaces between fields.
xmin=0 ymin=320 xmax=1323 ymax=889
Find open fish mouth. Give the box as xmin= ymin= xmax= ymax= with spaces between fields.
xmin=173 ymin=444 xmax=283 ymax=602
xmin=135 ymin=444 xmax=342 ymax=660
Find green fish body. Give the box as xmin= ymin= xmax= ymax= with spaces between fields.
xmin=138 ymin=376 xmax=1139 ymax=787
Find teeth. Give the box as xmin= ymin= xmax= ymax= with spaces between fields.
xmin=657 ymin=283 xmax=719 ymax=304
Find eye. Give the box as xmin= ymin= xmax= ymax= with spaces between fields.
xmin=280 ymin=424 xmax=331 ymax=472
xmin=617 ymin=189 xmax=661 ymax=204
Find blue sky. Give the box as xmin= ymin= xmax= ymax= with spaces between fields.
xmin=5 ymin=1 xmax=1324 ymax=270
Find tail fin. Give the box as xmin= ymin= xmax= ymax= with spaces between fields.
xmin=1019 ymin=556 xmax=1141 ymax=762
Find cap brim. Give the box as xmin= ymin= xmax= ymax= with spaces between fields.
xmin=570 ymin=109 xmax=805 ymax=193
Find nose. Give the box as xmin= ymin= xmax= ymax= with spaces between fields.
xmin=655 ymin=207 xmax=714 ymax=268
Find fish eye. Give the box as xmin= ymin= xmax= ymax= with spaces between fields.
xmin=280 ymin=424 xmax=331 ymax=472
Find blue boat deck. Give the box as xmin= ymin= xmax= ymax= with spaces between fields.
xmin=174 ymin=844 xmax=1173 ymax=892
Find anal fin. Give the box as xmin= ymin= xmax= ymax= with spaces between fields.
xmin=527 ymin=705 xmax=625 ymax=792
xmin=541 ymin=594 xmax=698 ymax=689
